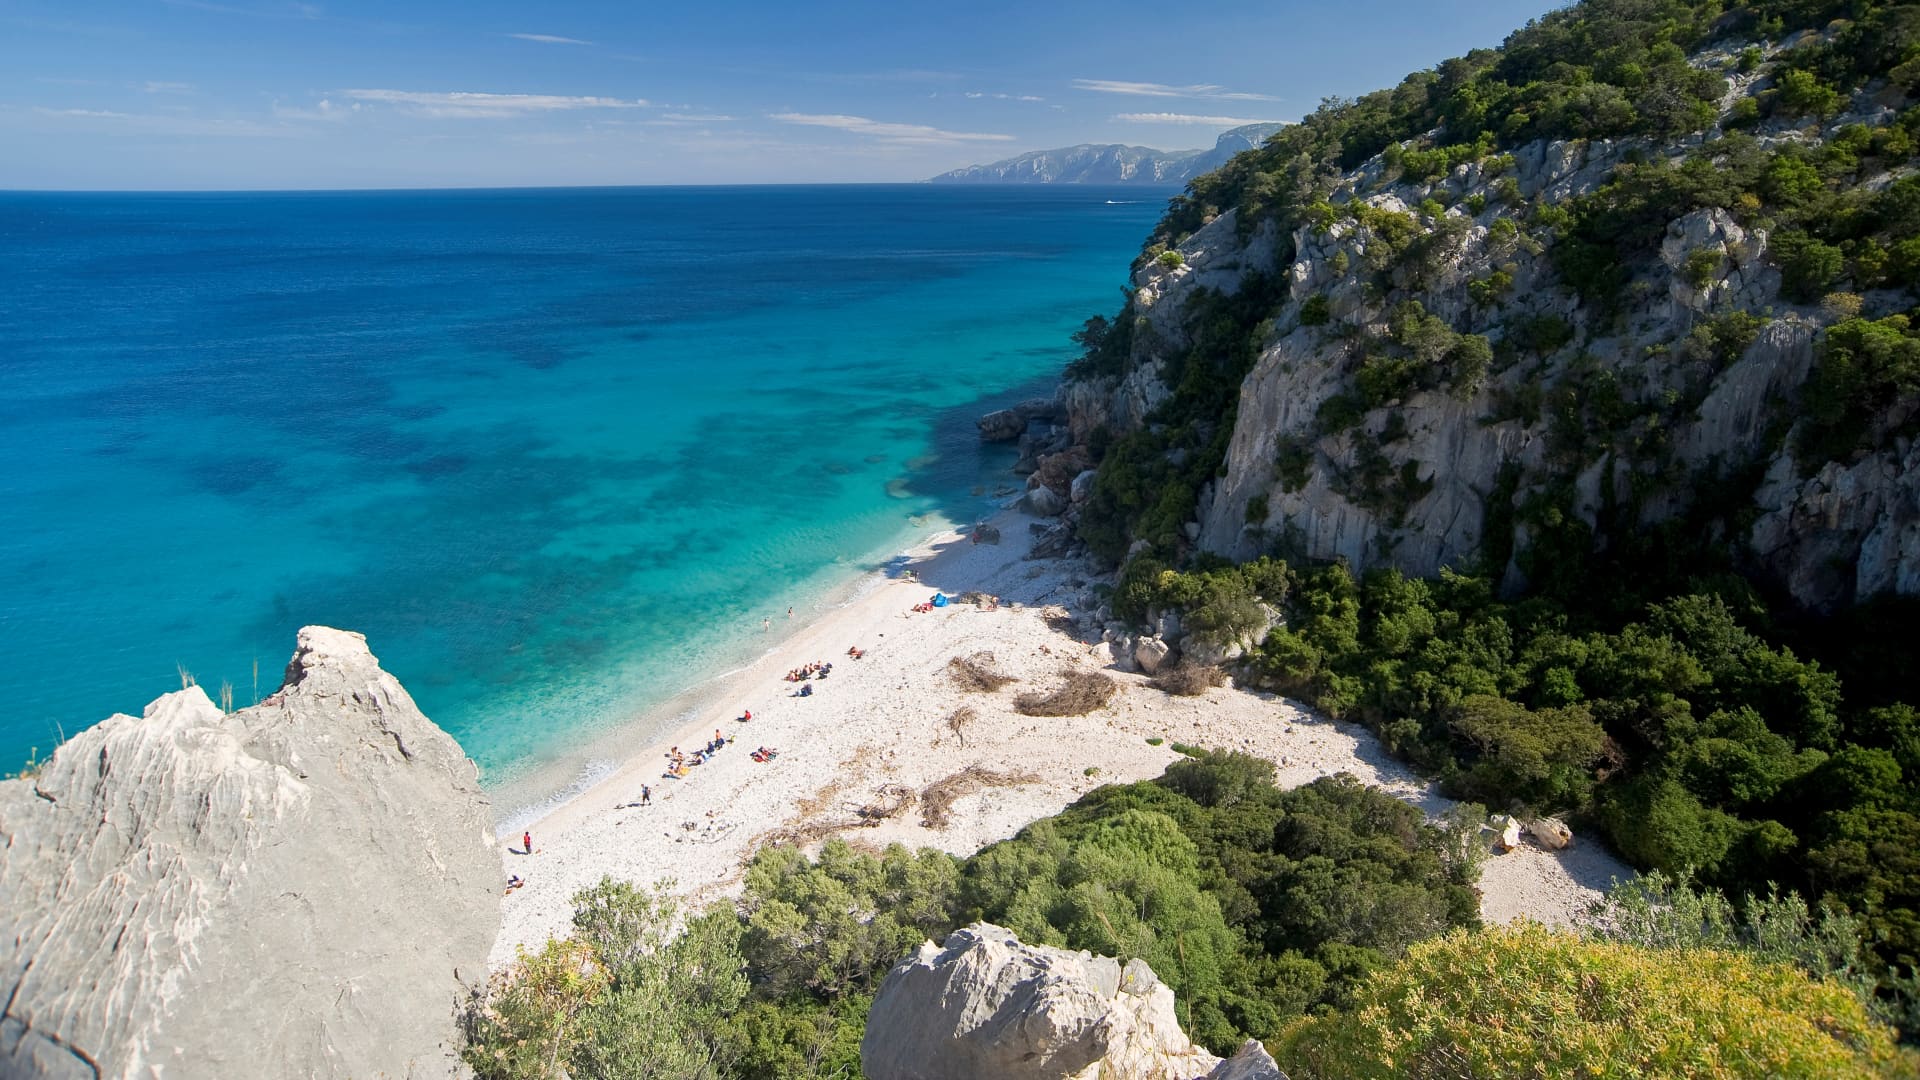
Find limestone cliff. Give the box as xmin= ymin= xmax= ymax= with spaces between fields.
xmin=0 ymin=626 xmax=499 ymax=1080
xmin=860 ymin=923 xmax=1283 ymax=1080
xmin=1047 ymin=30 xmax=1920 ymax=612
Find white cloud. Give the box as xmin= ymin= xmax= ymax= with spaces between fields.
xmin=271 ymin=97 xmax=361 ymax=122
xmin=140 ymin=81 xmax=195 ymax=95
xmin=27 ymin=105 xmax=296 ymax=136
xmin=1113 ymin=112 xmax=1281 ymax=126
xmin=1073 ymin=78 xmax=1279 ymax=103
xmin=770 ymin=112 xmax=1013 ymax=144
xmin=963 ymin=91 xmax=1045 ymax=102
xmin=339 ymin=88 xmax=646 ymax=118
xmin=507 ymin=33 xmax=593 ymax=45
xmin=36 ymin=107 xmax=135 ymax=119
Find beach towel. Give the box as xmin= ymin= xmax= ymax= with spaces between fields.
xmin=931 ymin=593 xmax=948 ymax=608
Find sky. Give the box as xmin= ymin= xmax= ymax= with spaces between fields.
xmin=1 ymin=0 xmax=1561 ymax=189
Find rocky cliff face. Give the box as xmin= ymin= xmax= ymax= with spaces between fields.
xmin=931 ymin=125 xmax=1285 ymax=185
xmin=0 ymin=626 xmax=499 ymax=1080
xmin=1053 ymin=37 xmax=1920 ymax=612
xmin=861 ymin=923 xmax=1282 ymax=1080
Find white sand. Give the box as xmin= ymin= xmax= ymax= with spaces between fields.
xmin=491 ymin=504 xmax=1633 ymax=967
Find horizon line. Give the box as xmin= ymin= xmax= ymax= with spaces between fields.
xmin=0 ymin=179 xmax=1191 ymax=195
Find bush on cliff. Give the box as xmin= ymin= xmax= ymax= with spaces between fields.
xmin=463 ymin=881 xmax=748 ymax=1080
xmin=1275 ymin=923 xmax=1919 ymax=1080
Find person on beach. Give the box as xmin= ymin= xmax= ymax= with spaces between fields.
xmin=522 ymin=831 xmax=532 ymax=855
xmin=741 ymin=709 xmax=751 ymax=722
xmin=787 ymin=607 xmax=794 ymax=619
xmin=762 ymin=617 xmax=770 ymax=632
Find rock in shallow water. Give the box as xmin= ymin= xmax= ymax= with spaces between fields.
xmin=0 ymin=626 xmax=499 ymax=1080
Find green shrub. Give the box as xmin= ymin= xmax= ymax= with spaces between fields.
xmin=1298 ymin=293 xmax=1332 ymax=326
xmin=1774 ymin=231 xmax=1847 ymax=303
xmin=1276 ymin=924 xmax=1916 ymax=1079
xmin=1798 ymin=314 xmax=1920 ymax=465
xmin=1775 ymin=68 xmax=1847 ymax=119
xmin=1157 ymin=249 xmax=1186 ymax=269
xmin=1681 ymin=246 xmax=1721 ymax=288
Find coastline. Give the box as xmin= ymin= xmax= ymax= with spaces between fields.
xmin=490 ymin=500 xmax=1634 ymax=967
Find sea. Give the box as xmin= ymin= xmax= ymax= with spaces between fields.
xmin=0 ymin=185 xmax=1166 ymax=825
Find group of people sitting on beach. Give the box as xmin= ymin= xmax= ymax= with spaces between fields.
xmin=784 ymin=660 xmax=833 ymax=682
xmin=751 ymin=746 xmax=780 ymax=763
xmin=663 ymin=730 xmax=734 ymax=779
xmin=846 ymin=645 xmax=866 ymax=660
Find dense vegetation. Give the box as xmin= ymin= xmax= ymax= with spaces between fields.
xmin=1156 ymin=0 xmax=1920 ymax=253
xmin=463 ymin=756 xmax=1482 ymax=1077
xmin=1277 ymin=923 xmax=1917 ymax=1079
xmin=465 ymin=756 xmax=1920 ymax=1077
xmin=1123 ymin=551 xmax=1920 ymax=1020
xmin=1059 ymin=0 xmax=1920 ymax=1028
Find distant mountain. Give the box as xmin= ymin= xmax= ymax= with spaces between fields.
xmin=928 ymin=123 xmax=1284 ymax=185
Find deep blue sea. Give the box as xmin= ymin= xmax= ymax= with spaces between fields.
xmin=0 ymin=185 xmax=1163 ymax=821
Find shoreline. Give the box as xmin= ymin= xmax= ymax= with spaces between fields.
xmin=483 ymin=501 xmax=996 ymax=834
xmin=489 ymin=499 xmax=1635 ymax=967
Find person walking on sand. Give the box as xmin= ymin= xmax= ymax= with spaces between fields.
xmin=641 ymin=785 xmax=651 ymax=806
xmin=522 ymin=830 xmax=532 ymax=855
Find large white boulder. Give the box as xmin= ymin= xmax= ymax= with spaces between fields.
xmin=0 ymin=627 xmax=499 ymax=1080
xmin=861 ymin=924 xmax=1283 ymax=1080
xmin=1527 ymin=816 xmax=1574 ymax=850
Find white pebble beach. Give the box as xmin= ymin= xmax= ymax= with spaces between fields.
xmin=491 ymin=503 xmax=1632 ymax=967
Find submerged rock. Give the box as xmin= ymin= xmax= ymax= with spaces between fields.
xmin=861 ymin=923 xmax=1284 ymax=1080
xmin=0 ymin=626 xmax=499 ymax=1080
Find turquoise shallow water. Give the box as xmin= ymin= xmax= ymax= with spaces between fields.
xmin=0 ymin=185 xmax=1162 ymax=815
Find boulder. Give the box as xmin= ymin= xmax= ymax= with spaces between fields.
xmin=1034 ymin=446 xmax=1096 ymax=497
xmin=1134 ymin=636 xmax=1173 ymax=675
xmin=1025 ymin=483 xmax=1070 ymax=517
xmin=0 ymin=627 xmax=499 ymax=1080
xmin=978 ymin=397 xmax=1063 ymax=443
xmin=861 ymin=923 xmax=1264 ymax=1080
xmin=1028 ymin=522 xmax=1080 ymax=561
xmin=1071 ymin=468 xmax=1099 ymax=504
xmin=1493 ymin=815 xmax=1524 ymax=853
xmin=1180 ymin=635 xmax=1245 ymax=668
xmin=1527 ymin=816 xmax=1574 ymax=850
xmin=979 ymin=408 xmax=1028 ymax=441
xmin=1211 ymin=1041 xmax=1288 ymax=1080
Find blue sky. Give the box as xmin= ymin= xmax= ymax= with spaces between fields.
xmin=2 ymin=0 xmax=1558 ymax=189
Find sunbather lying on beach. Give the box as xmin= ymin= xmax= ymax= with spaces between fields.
xmin=505 ymin=874 xmax=526 ymax=894
xmin=751 ymin=746 xmax=779 ymax=762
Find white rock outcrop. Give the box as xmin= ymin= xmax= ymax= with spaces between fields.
xmin=0 ymin=626 xmax=499 ymax=1080
xmin=861 ymin=924 xmax=1284 ymax=1080
xmin=1055 ymin=59 xmax=1920 ymax=611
